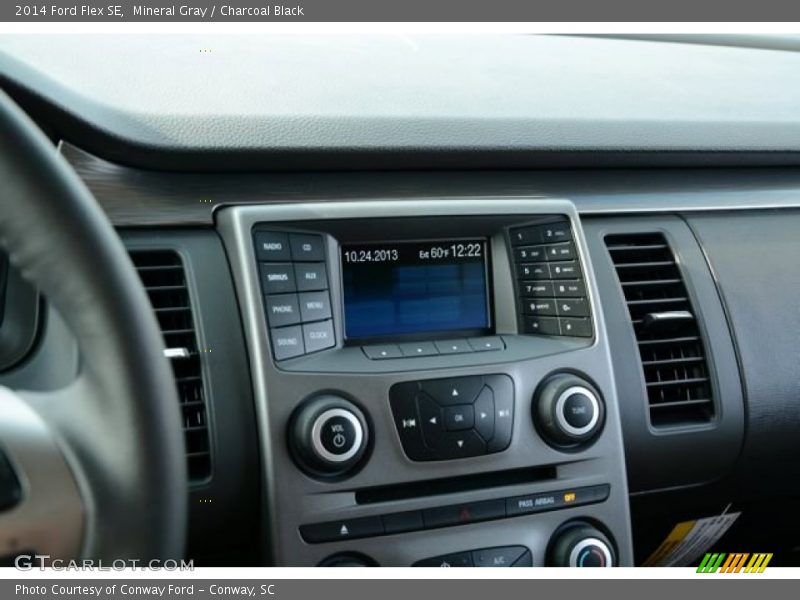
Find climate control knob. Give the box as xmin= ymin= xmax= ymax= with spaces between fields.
xmin=533 ymin=374 xmax=604 ymax=449
xmin=548 ymin=522 xmax=616 ymax=567
xmin=290 ymin=395 xmax=369 ymax=478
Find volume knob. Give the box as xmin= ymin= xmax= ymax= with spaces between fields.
xmin=290 ymin=395 xmax=369 ymax=478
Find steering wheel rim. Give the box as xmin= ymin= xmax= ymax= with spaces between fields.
xmin=0 ymin=90 xmax=186 ymax=560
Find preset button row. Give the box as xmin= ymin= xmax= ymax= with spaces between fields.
xmin=363 ymin=336 xmax=504 ymax=360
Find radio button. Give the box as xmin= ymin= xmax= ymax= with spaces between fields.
xmin=254 ymin=231 xmax=291 ymax=262
xmin=294 ymin=263 xmax=328 ymax=291
xmin=265 ymin=294 xmax=301 ymax=327
xmin=260 ymin=263 xmax=297 ymax=294
xmin=290 ymin=233 xmax=325 ymax=262
xmin=270 ymin=325 xmax=305 ymax=361
xmin=421 ymin=376 xmax=483 ymax=406
xmin=302 ymin=320 xmax=335 ymax=353
xmin=298 ymin=291 xmax=332 ymax=322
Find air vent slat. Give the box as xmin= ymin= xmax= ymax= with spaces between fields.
xmin=129 ymin=250 xmax=211 ymax=482
xmin=606 ymin=233 xmax=714 ymax=428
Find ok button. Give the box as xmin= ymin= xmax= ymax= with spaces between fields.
xmin=445 ymin=405 xmax=475 ymax=431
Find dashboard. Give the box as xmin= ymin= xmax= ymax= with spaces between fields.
xmin=2 ymin=34 xmax=800 ymax=567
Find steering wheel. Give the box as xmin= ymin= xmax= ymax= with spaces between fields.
xmin=0 ymin=90 xmax=186 ymax=560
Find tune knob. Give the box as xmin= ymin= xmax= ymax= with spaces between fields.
xmin=533 ymin=373 xmax=604 ymax=449
xmin=548 ymin=522 xmax=616 ymax=567
xmin=290 ymin=395 xmax=369 ymax=478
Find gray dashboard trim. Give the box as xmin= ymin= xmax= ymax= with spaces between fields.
xmin=59 ymin=144 xmax=800 ymax=227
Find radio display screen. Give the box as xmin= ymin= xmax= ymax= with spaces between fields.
xmin=341 ymin=239 xmax=490 ymax=340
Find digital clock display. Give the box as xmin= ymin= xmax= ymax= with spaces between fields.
xmin=341 ymin=239 xmax=490 ymax=340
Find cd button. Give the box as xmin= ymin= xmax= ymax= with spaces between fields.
xmin=289 ymin=233 xmax=325 ymax=262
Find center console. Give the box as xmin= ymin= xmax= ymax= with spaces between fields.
xmin=218 ymin=199 xmax=632 ymax=566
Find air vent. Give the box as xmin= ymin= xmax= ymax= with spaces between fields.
xmin=129 ymin=250 xmax=212 ymax=481
xmin=605 ymin=233 xmax=713 ymax=428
